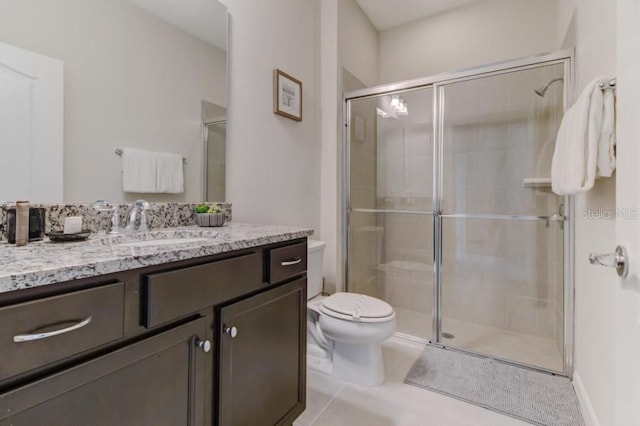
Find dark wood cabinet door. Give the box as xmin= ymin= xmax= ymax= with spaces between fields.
xmin=219 ymin=278 xmax=306 ymax=426
xmin=0 ymin=317 xmax=209 ymax=426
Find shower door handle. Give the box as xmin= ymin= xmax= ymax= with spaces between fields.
xmin=589 ymin=245 xmax=629 ymax=278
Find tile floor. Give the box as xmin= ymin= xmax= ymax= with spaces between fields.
xmin=294 ymin=336 xmax=530 ymax=426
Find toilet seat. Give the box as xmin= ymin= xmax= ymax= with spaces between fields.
xmin=319 ymin=293 xmax=395 ymax=323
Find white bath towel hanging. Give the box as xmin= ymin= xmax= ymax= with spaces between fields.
xmin=596 ymin=89 xmax=616 ymax=177
xmin=551 ymin=77 xmax=615 ymax=195
xmin=155 ymin=151 xmax=184 ymax=194
xmin=121 ymin=148 xmax=157 ymax=193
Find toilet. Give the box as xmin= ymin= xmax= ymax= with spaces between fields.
xmin=306 ymin=240 xmax=396 ymax=386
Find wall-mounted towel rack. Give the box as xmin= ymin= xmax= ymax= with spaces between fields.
xmin=599 ymin=78 xmax=616 ymax=90
xmin=114 ymin=148 xmax=186 ymax=164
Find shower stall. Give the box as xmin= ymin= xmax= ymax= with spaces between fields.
xmin=344 ymin=51 xmax=573 ymax=375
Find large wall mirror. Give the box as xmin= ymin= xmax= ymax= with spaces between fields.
xmin=0 ymin=0 xmax=227 ymax=204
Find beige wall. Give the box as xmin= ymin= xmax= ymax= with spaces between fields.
xmin=222 ymin=0 xmax=321 ymax=232
xmin=338 ymin=0 xmax=379 ymax=87
xmin=0 ymin=0 xmax=226 ymax=203
xmin=556 ymin=0 xmax=618 ymax=425
xmin=378 ymin=0 xmax=558 ymax=84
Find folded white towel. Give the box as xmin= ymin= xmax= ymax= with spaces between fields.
xmin=596 ymin=89 xmax=616 ymax=177
xmin=121 ymin=148 xmax=157 ymax=193
xmin=155 ymin=151 xmax=184 ymax=194
xmin=551 ymin=77 xmax=615 ymax=195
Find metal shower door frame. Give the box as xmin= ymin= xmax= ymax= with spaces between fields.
xmin=343 ymin=49 xmax=575 ymax=377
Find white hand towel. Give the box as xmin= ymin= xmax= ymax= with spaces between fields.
xmin=155 ymin=151 xmax=184 ymax=194
xmin=551 ymin=77 xmax=606 ymax=195
xmin=121 ymin=148 xmax=157 ymax=193
xmin=596 ymin=89 xmax=616 ymax=177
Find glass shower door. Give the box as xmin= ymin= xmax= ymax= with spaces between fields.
xmin=438 ymin=64 xmax=566 ymax=371
xmin=348 ymin=87 xmax=435 ymax=341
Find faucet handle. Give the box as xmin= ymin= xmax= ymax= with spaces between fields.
xmin=92 ymin=200 xmax=120 ymax=234
xmin=133 ymin=199 xmax=150 ymax=209
xmin=132 ymin=200 xmax=155 ymax=231
xmin=93 ymin=200 xmax=116 ymax=212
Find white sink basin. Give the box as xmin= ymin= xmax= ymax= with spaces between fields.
xmin=94 ymin=229 xmax=219 ymax=249
xmin=116 ymin=237 xmax=210 ymax=248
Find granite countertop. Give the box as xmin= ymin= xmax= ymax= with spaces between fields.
xmin=0 ymin=223 xmax=314 ymax=294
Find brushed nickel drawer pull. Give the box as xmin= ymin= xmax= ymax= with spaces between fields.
xmin=13 ymin=317 xmax=93 ymax=343
xmin=281 ymin=257 xmax=302 ymax=267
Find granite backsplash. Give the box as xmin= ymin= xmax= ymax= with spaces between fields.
xmin=0 ymin=202 xmax=231 ymax=241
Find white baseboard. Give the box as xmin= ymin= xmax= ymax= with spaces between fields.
xmin=573 ymin=371 xmax=601 ymax=426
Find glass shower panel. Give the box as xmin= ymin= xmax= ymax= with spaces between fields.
xmin=440 ymin=217 xmax=564 ymax=371
xmin=439 ymin=64 xmax=565 ymax=372
xmin=441 ymin=64 xmax=564 ymax=216
xmin=349 ymin=212 xmax=434 ymax=339
xmin=348 ymin=87 xmax=434 ymax=340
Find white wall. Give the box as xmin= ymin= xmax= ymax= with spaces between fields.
xmin=556 ymin=1 xmax=618 ymax=425
xmin=0 ymin=0 xmax=226 ymax=203
xmin=222 ymin=0 xmax=321 ymax=232
xmin=338 ymin=0 xmax=378 ymax=87
xmin=319 ymin=0 xmax=341 ymax=294
xmin=318 ymin=0 xmax=379 ymax=294
xmin=378 ymin=0 xmax=558 ymax=84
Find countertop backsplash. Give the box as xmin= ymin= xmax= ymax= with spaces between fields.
xmin=0 ymin=202 xmax=232 ymax=241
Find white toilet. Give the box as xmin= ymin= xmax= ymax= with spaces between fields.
xmin=306 ymin=240 xmax=396 ymax=386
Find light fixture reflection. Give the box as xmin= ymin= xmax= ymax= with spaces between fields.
xmin=378 ymin=95 xmax=409 ymax=119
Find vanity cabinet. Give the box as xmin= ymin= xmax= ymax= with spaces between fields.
xmin=0 ymin=238 xmax=307 ymax=426
xmin=218 ymin=277 xmax=306 ymax=426
xmin=0 ymin=318 xmax=208 ymax=426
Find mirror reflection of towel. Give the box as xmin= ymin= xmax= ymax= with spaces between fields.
xmin=121 ymin=148 xmax=156 ymax=193
xmin=156 ymin=152 xmax=184 ymax=194
xmin=121 ymin=148 xmax=184 ymax=194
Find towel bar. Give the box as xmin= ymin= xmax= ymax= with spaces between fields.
xmin=599 ymin=78 xmax=616 ymax=90
xmin=115 ymin=148 xmax=186 ymax=164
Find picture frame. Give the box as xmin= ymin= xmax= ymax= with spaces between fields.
xmin=273 ymin=69 xmax=302 ymax=121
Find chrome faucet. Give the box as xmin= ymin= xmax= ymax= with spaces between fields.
xmin=125 ymin=200 xmax=151 ymax=232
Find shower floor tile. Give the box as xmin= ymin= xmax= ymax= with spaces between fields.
xmin=394 ymin=307 xmax=564 ymax=372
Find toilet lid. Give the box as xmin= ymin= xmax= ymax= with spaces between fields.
xmin=320 ymin=293 xmax=395 ymax=323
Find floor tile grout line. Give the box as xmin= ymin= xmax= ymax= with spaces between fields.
xmin=307 ymin=382 xmax=349 ymax=425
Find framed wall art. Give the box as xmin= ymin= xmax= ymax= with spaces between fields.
xmin=273 ymin=69 xmax=302 ymax=121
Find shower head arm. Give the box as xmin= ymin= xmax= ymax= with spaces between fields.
xmin=535 ymin=77 xmax=564 ymax=97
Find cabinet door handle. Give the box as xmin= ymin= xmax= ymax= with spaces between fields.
xmin=13 ymin=317 xmax=92 ymax=343
xmin=281 ymin=257 xmax=302 ymax=267
xmin=196 ymin=339 xmax=212 ymax=353
xmin=223 ymin=325 xmax=238 ymax=338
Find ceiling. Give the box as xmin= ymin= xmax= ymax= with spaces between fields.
xmin=127 ymin=0 xmax=227 ymax=51
xmin=355 ymin=0 xmax=482 ymax=31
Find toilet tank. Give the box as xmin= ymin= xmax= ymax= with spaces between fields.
xmin=307 ymin=240 xmax=326 ymax=299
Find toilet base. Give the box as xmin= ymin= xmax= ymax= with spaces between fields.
xmin=332 ymin=341 xmax=385 ymax=386
xmin=307 ymin=352 xmax=332 ymax=375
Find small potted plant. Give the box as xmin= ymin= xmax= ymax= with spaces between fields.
xmin=195 ymin=204 xmax=225 ymax=227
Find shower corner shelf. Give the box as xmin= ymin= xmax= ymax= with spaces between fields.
xmin=522 ymin=177 xmax=552 ymax=188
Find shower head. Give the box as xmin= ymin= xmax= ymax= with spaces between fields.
xmin=534 ymin=77 xmax=564 ymax=97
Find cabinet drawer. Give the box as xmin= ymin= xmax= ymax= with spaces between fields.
xmin=0 ymin=282 xmax=125 ymax=383
xmin=144 ymin=251 xmax=263 ymax=328
xmin=269 ymin=242 xmax=307 ymax=284
xmin=0 ymin=318 xmax=208 ymax=425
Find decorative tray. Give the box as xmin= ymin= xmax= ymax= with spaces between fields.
xmin=47 ymin=231 xmax=91 ymax=242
